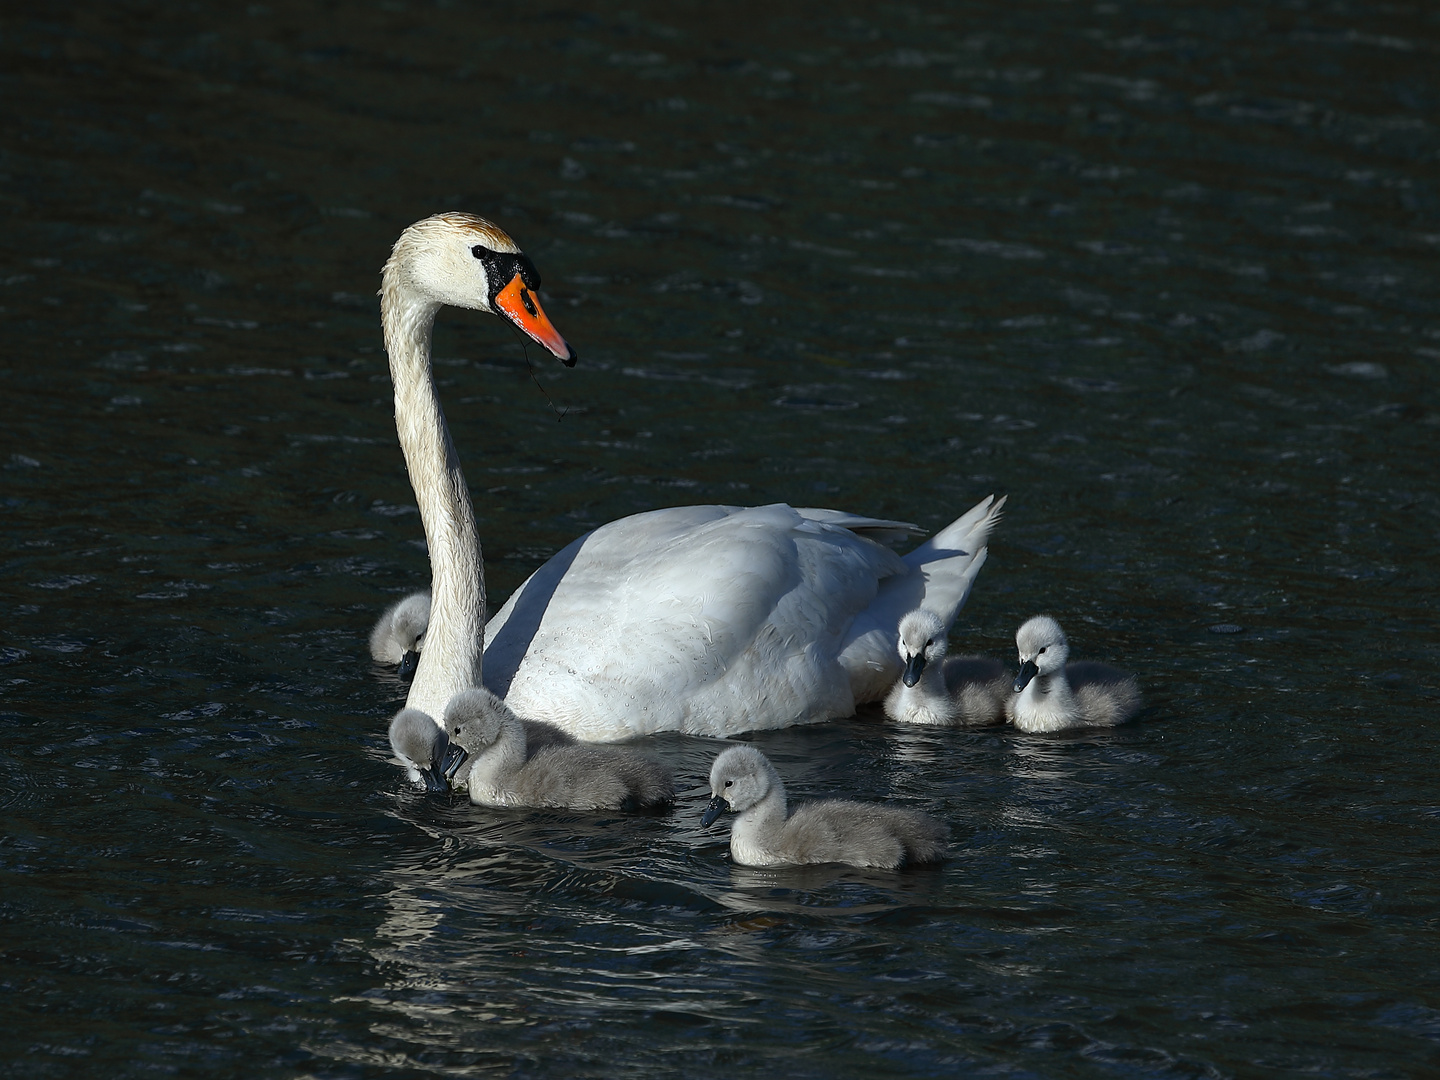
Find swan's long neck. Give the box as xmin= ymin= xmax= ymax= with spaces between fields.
xmin=381 ymin=278 xmax=485 ymax=721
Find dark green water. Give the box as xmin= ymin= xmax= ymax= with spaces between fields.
xmin=3 ymin=2 xmax=1438 ymax=1076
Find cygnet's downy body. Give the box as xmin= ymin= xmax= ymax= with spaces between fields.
xmin=388 ymin=707 xmax=450 ymax=792
xmin=369 ymin=591 xmax=431 ymax=681
xmin=1009 ymin=615 xmax=1142 ymax=732
xmin=701 ymin=745 xmax=947 ymax=869
xmin=884 ymin=608 xmax=1011 ymax=727
xmin=441 ymin=688 xmax=674 ymax=812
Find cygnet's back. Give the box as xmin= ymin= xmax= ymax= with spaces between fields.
xmin=387 ymin=707 xmax=449 ymax=792
xmin=369 ymin=591 xmax=431 ymax=680
xmin=1009 ymin=615 xmax=1142 ymax=732
xmin=443 ymin=688 xmax=674 ymax=812
xmin=885 ymin=608 xmax=1011 ymax=727
xmin=702 ymin=744 xmax=947 ymax=869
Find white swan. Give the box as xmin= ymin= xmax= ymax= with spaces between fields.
xmin=701 ymin=745 xmax=947 ymax=868
xmin=884 ymin=608 xmax=1011 ymax=727
xmin=1008 ymin=615 xmax=1142 ymax=732
xmin=380 ymin=212 xmax=1004 ymax=741
xmin=369 ymin=591 xmax=430 ymax=681
xmin=442 ymin=687 xmax=674 ymax=812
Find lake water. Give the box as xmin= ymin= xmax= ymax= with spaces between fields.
xmin=3 ymin=1 xmax=1438 ymax=1076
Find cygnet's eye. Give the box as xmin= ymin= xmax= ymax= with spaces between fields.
xmin=1038 ymin=646 xmax=1048 ymax=655
xmin=724 ymin=779 xmax=733 ymax=788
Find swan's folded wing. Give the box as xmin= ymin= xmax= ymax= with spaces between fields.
xmin=484 ymin=504 xmax=908 ymax=739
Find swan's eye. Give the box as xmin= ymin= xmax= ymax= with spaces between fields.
xmin=471 ymin=245 xmax=486 ymax=259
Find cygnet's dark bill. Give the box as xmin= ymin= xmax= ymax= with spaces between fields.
xmin=1014 ymin=659 xmax=1039 ymax=693
xmin=902 ymin=651 xmax=928 ymax=688
xmin=397 ymin=649 xmax=420 ymax=682
xmin=700 ymin=796 xmax=729 ymax=827
xmin=492 ymin=273 xmax=578 ymax=367
xmin=419 ymin=763 xmax=449 ymax=793
xmin=441 ymin=744 xmax=469 ymax=781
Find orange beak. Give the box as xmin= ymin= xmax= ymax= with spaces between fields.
xmin=493 ymin=274 xmax=577 ymax=366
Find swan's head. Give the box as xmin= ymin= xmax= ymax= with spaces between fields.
xmin=1013 ymin=615 xmax=1069 ymax=692
xmin=701 ymin=744 xmax=780 ymax=826
xmin=439 ymin=687 xmax=514 ymax=779
xmin=384 ymin=212 xmax=577 ymax=365
xmin=896 ymin=608 xmax=949 ymax=687
xmin=387 ymin=707 xmax=450 ymax=792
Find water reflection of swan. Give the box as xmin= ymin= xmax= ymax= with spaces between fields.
xmin=1009 ymin=616 xmax=1142 ymax=732
xmin=381 ymin=213 xmax=1003 ymax=742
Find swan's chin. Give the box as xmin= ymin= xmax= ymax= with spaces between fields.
xmin=493 ymin=273 xmax=577 ymax=365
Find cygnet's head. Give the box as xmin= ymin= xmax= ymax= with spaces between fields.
xmin=383 ymin=213 xmax=576 ymax=364
xmin=391 ymin=593 xmax=430 ymax=681
xmin=440 ymin=687 xmax=514 ymax=779
xmin=1013 ymin=615 xmax=1069 ymax=691
xmin=701 ymin=745 xmax=780 ymax=826
xmin=388 ymin=708 xmax=449 ymax=792
xmin=896 ymin=608 xmax=949 ymax=688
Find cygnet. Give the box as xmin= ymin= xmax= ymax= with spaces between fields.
xmin=438 ymin=688 xmax=576 ymax=786
xmin=1009 ymin=615 xmax=1142 ymax=732
xmin=369 ymin=591 xmax=431 ymax=681
xmin=387 ymin=707 xmax=450 ymax=792
xmin=700 ymin=745 xmax=948 ymax=869
xmin=441 ymin=688 xmax=674 ymax=812
xmin=884 ymin=608 xmax=1011 ymax=727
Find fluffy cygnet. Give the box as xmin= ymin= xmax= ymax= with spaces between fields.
xmin=439 ymin=688 xmax=576 ymax=786
xmin=388 ymin=707 xmax=450 ymax=792
xmin=369 ymin=591 xmax=431 ymax=681
xmin=884 ymin=608 xmax=1011 ymax=727
xmin=441 ymin=688 xmax=674 ymax=812
xmin=701 ymin=745 xmax=947 ymax=869
xmin=1009 ymin=615 xmax=1142 ymax=732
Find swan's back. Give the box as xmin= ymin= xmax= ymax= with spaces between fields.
xmin=1067 ymin=662 xmax=1143 ymax=727
xmin=780 ymin=800 xmax=948 ymax=869
xmin=514 ymin=744 xmax=675 ymax=812
xmin=484 ymin=498 xmax=1003 ymax=740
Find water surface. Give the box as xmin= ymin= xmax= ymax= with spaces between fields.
xmin=2 ymin=1 xmax=1438 ymax=1076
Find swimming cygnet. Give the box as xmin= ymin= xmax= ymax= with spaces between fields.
xmin=438 ymin=688 xmax=576 ymax=786
xmin=441 ymin=688 xmax=674 ymax=812
xmin=369 ymin=591 xmax=431 ymax=681
xmin=884 ymin=608 xmax=1011 ymax=727
xmin=388 ymin=707 xmax=450 ymax=792
xmin=700 ymin=745 xmax=948 ymax=869
xmin=1008 ymin=615 xmax=1142 ymax=733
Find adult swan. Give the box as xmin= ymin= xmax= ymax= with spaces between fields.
xmin=381 ymin=213 xmax=1003 ymax=742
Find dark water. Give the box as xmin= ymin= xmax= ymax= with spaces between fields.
xmin=3 ymin=1 xmax=1439 ymax=1075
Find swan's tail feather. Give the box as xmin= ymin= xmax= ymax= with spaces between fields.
xmin=836 ymin=495 xmax=1006 ymax=704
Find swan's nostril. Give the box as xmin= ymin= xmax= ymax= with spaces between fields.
xmin=520 ymin=288 xmax=538 ymax=318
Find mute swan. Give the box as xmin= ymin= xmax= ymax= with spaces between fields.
xmin=380 ymin=212 xmax=1004 ymax=742
xmin=1008 ymin=615 xmax=1142 ymax=732
xmin=437 ymin=688 xmax=575 ymax=785
xmin=388 ymin=707 xmax=450 ymax=792
xmin=884 ymin=608 xmax=1011 ymax=727
xmin=442 ymin=687 xmax=674 ymax=812
xmin=369 ymin=591 xmax=431 ymax=681
xmin=700 ymin=745 xmax=947 ymax=869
